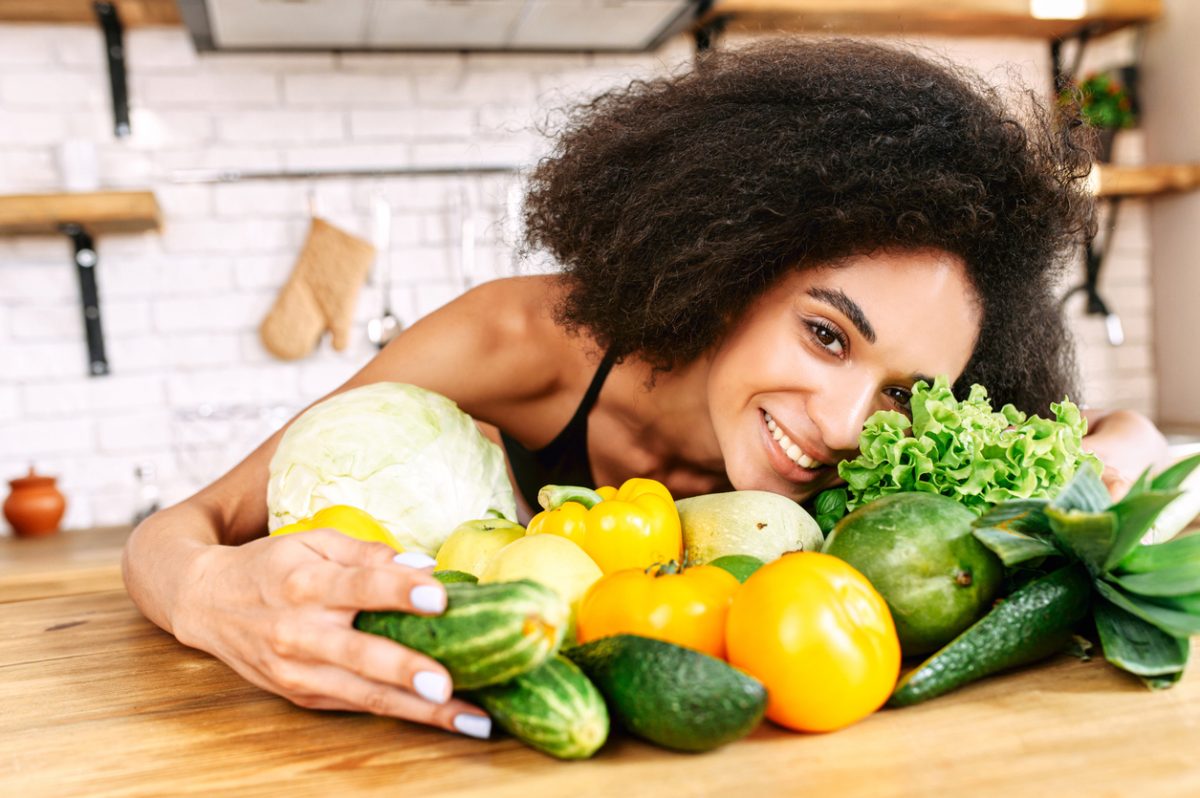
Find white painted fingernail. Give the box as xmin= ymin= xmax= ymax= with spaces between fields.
xmin=453 ymin=713 xmax=492 ymax=740
xmin=393 ymin=552 xmax=436 ymax=569
xmin=410 ymin=584 xmax=446 ymax=613
xmin=413 ymin=671 xmax=450 ymax=704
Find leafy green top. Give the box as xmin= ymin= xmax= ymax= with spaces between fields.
xmin=837 ymin=376 xmax=1099 ymax=515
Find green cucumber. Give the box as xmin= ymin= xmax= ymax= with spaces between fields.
xmin=433 ymin=570 xmax=478 ymax=584
xmin=889 ymin=564 xmax=1091 ymax=707
xmin=566 ymin=634 xmax=766 ymax=752
xmin=467 ymin=655 xmax=609 ymax=760
xmin=354 ymin=579 xmax=568 ymax=690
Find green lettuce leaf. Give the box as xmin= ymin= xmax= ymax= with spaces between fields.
xmin=839 ymin=376 xmax=1100 ymax=514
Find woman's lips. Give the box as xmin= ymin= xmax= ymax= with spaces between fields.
xmin=759 ymin=410 xmax=830 ymax=485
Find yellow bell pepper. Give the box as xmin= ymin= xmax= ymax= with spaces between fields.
xmin=270 ymin=505 xmax=404 ymax=553
xmin=525 ymin=478 xmax=682 ymax=573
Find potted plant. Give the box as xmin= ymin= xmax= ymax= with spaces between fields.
xmin=1063 ymin=70 xmax=1137 ymax=162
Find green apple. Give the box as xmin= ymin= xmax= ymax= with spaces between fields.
xmin=434 ymin=518 xmax=525 ymax=577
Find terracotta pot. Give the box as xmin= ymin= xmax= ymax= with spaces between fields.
xmin=4 ymin=468 xmax=67 ymax=538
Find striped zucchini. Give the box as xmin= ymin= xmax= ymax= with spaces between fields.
xmin=354 ymin=579 xmax=568 ymax=690
xmin=468 ymin=655 xmax=609 ymax=760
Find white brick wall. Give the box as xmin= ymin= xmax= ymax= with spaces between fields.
xmin=0 ymin=25 xmax=1159 ymax=531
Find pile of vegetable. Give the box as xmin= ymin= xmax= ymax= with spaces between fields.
xmin=265 ymin=381 xmax=1200 ymax=761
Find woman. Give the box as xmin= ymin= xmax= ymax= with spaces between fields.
xmin=123 ymin=40 xmax=1167 ymax=739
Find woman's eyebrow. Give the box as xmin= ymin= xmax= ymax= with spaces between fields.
xmin=806 ymin=287 xmax=876 ymax=344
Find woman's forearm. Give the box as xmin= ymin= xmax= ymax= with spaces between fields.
xmin=1082 ymin=408 xmax=1171 ymax=480
xmin=121 ymin=502 xmax=225 ymax=638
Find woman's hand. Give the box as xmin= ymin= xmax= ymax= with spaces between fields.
xmin=1082 ymin=408 xmax=1171 ymax=501
xmin=172 ymin=529 xmax=491 ymax=739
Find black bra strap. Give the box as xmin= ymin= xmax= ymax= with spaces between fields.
xmin=540 ymin=349 xmax=617 ymax=453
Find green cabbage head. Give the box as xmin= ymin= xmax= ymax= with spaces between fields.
xmin=267 ymin=383 xmax=517 ymax=555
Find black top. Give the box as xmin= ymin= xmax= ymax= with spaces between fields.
xmin=500 ymin=350 xmax=617 ymax=511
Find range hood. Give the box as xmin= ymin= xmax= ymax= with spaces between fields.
xmin=178 ymin=0 xmax=701 ymax=53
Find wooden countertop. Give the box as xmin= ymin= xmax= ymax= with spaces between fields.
xmin=2 ymin=587 xmax=1199 ymax=797
xmin=0 ymin=526 xmax=130 ymax=603
xmin=3 ymin=524 xmax=1199 ymax=794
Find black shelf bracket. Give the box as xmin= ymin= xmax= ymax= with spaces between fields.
xmin=1050 ymin=23 xmax=1102 ymax=92
xmin=61 ymin=224 xmax=110 ymax=376
xmin=693 ymin=0 xmax=722 ymax=53
xmin=94 ymin=1 xmax=131 ymax=138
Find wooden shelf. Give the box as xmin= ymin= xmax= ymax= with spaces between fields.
xmin=699 ymin=0 xmax=1163 ymax=39
xmin=0 ymin=0 xmax=180 ymax=27
xmin=1093 ymin=164 xmax=1200 ymax=198
xmin=0 ymin=191 xmax=161 ymax=236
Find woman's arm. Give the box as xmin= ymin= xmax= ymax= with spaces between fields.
xmin=1081 ymin=408 xmax=1171 ymax=499
xmin=122 ymin=277 xmax=560 ymax=734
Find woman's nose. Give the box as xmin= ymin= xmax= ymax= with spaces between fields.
xmin=810 ymin=377 xmax=879 ymax=454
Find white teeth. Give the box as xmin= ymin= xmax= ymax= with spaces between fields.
xmin=763 ymin=412 xmax=825 ymax=470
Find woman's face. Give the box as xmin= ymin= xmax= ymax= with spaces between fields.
xmin=706 ymin=249 xmax=981 ymax=502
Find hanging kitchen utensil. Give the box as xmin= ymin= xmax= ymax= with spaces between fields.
xmin=366 ymin=192 xmax=403 ymax=349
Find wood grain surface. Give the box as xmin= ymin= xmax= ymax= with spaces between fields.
xmin=2 ymin=588 xmax=1198 ymax=798
xmin=0 ymin=191 xmax=161 ymax=236
xmin=700 ymin=0 xmax=1162 ymax=38
xmin=0 ymin=526 xmax=130 ymax=603
xmin=0 ymin=0 xmax=181 ymax=27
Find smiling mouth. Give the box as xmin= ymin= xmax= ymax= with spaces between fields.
xmin=763 ymin=411 xmax=829 ymax=472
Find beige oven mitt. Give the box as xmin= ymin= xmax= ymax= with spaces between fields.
xmin=260 ymin=217 xmax=376 ymax=360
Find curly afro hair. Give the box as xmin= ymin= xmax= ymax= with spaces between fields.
xmin=524 ymin=39 xmax=1096 ymax=416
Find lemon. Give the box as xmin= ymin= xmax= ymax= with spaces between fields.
xmin=270 ymin=505 xmax=405 ymax=552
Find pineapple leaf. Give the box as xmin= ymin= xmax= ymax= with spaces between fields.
xmin=1151 ymin=453 xmax=1200 ymax=492
xmin=1050 ymin=464 xmax=1111 ymax=514
xmin=1103 ymin=491 xmax=1183 ymax=572
xmin=973 ymin=526 xmax=1061 ymax=566
xmin=1122 ymin=466 xmax=1155 ymax=501
xmin=1109 ymin=564 xmax=1200 ymax=597
xmin=1094 ymin=597 xmax=1190 ymax=677
xmin=1142 ymin=671 xmax=1185 ymax=690
xmin=1046 ymin=506 xmax=1117 ymax=575
xmin=1094 ymin=579 xmax=1200 ymax=637
xmin=1117 ymin=534 xmax=1200 ymax=574
xmin=972 ymin=498 xmax=1052 ymax=537
xmin=1148 ymin=592 xmax=1200 ymax=614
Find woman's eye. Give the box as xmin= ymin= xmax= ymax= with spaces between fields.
xmin=809 ymin=322 xmax=846 ymax=356
xmin=886 ymin=388 xmax=912 ymax=411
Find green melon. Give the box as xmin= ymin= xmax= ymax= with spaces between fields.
xmin=822 ymin=493 xmax=1003 ymax=656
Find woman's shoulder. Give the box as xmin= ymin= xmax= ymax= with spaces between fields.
xmin=348 ymin=275 xmax=597 ymax=428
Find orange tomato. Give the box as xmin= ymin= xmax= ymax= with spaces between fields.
xmin=725 ymin=552 xmax=900 ymax=733
xmin=576 ymin=564 xmax=739 ymax=658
